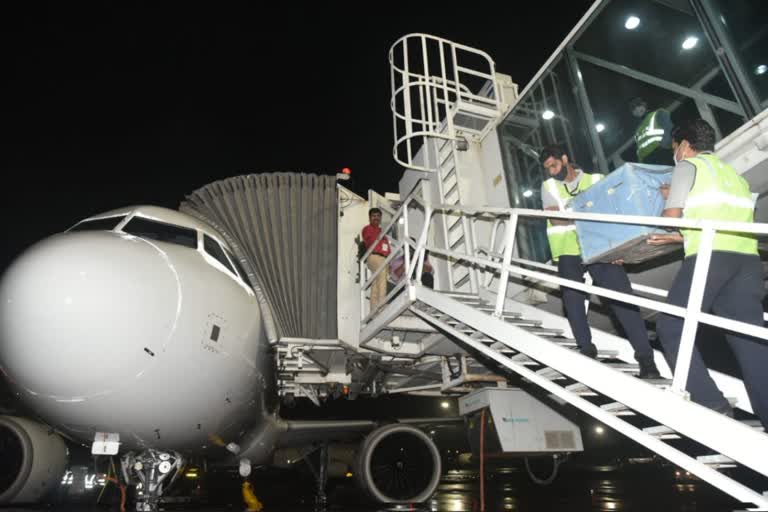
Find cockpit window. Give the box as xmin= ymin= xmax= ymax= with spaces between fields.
xmin=204 ymin=235 xmax=236 ymax=275
xmin=224 ymin=247 xmax=251 ymax=285
xmin=69 ymin=216 xmax=125 ymax=232
xmin=122 ymin=217 xmax=197 ymax=249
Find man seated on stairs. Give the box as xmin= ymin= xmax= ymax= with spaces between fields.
xmin=539 ymin=144 xmax=661 ymax=380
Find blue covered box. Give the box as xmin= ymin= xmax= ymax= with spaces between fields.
xmin=569 ymin=163 xmax=675 ymax=264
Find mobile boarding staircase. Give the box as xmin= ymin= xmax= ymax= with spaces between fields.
xmin=366 ymin=34 xmax=768 ymax=510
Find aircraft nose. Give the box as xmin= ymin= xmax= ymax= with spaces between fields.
xmin=0 ymin=232 xmax=182 ymax=400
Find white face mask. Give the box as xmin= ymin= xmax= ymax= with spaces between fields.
xmin=673 ymin=141 xmax=687 ymax=166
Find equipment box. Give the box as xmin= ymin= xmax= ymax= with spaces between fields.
xmin=569 ymin=163 xmax=678 ymax=264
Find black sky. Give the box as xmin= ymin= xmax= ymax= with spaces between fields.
xmin=0 ymin=2 xmax=593 ymax=270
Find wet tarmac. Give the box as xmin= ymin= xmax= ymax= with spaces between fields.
xmin=0 ymin=466 xmax=745 ymax=512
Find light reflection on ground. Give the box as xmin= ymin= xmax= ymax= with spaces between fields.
xmin=2 ymin=467 xmax=743 ymax=511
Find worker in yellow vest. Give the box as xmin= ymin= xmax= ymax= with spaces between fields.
xmin=540 ymin=144 xmax=661 ymax=379
xmin=630 ymin=97 xmax=673 ymax=165
xmin=648 ymin=119 xmax=767 ymax=427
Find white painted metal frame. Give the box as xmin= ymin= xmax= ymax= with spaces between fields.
xmin=363 ymin=199 xmax=768 ymax=400
xmin=389 ymin=33 xmax=501 ymax=172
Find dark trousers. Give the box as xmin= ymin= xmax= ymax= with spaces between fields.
xmin=558 ymin=255 xmax=653 ymax=361
xmin=656 ymin=252 xmax=768 ymax=425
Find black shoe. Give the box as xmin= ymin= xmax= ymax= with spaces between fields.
xmin=579 ymin=344 xmax=598 ymax=359
xmin=714 ymin=403 xmax=735 ymax=418
xmin=638 ymin=357 xmax=661 ymax=380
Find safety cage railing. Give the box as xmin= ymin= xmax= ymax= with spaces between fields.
xmin=389 ymin=34 xmax=502 ymax=172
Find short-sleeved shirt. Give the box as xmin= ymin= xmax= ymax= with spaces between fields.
xmin=362 ymin=224 xmax=390 ymax=256
xmin=541 ymin=168 xmax=584 ymax=209
xmin=664 ymin=155 xmax=711 ymax=209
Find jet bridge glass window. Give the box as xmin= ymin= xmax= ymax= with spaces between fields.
xmin=122 ymin=217 xmax=197 ymax=249
xmin=69 ymin=215 xmax=125 ymax=232
xmin=709 ymin=0 xmax=768 ymax=109
xmin=498 ymin=56 xmax=593 ymax=263
xmin=497 ymin=0 xmax=760 ymax=264
xmin=572 ymin=0 xmax=746 ymax=166
xmin=203 ymin=235 xmax=236 ymax=275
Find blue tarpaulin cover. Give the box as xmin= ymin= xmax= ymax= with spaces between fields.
xmin=569 ymin=163 xmax=676 ymax=264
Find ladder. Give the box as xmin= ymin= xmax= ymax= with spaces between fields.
xmin=406 ymin=286 xmax=768 ymax=510
xmin=434 ymin=135 xmax=477 ymax=293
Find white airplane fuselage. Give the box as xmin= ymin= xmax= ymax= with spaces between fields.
xmin=0 ymin=206 xmax=277 ymax=460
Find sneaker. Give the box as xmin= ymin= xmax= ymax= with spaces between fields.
xmin=638 ymin=357 xmax=661 ymax=380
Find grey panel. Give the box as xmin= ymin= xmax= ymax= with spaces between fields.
xmin=180 ymin=173 xmax=338 ymax=339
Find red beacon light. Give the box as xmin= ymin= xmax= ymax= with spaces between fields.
xmin=337 ymin=167 xmax=352 ymax=180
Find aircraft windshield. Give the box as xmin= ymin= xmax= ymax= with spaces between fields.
xmin=122 ymin=217 xmax=197 ymax=249
xmin=69 ymin=216 xmax=125 ymax=232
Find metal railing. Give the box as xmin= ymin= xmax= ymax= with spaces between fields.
xmin=389 ymin=33 xmax=501 ymax=172
xmin=360 ymin=198 xmax=768 ymax=402
xmin=359 ymin=183 xmax=430 ymax=324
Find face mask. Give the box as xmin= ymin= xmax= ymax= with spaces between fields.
xmin=672 ymin=142 xmax=686 ymax=166
xmin=553 ymin=160 xmax=569 ymax=181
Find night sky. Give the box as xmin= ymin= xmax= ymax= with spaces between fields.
xmin=1 ymin=2 xmax=593 ymax=271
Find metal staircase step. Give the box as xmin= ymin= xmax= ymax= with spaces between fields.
xmin=490 ymin=342 xmax=517 ymax=355
xmin=438 ymin=291 xmax=478 ymax=298
xmin=446 ymin=214 xmax=462 ymax=228
xmin=474 ymin=306 xmax=522 ymax=318
xmin=561 ymin=346 xmax=623 ymax=360
xmin=741 ymin=419 xmax=765 ymax=432
xmin=639 ymin=418 xmax=757 ymax=440
xmin=506 ymin=318 xmax=546 ymax=327
xmin=643 ymin=425 xmax=681 ymax=440
xmin=454 ymin=100 xmax=499 ymax=120
xmin=523 ymin=327 xmax=566 ymax=337
xmin=509 ymin=353 xmax=541 ymax=366
xmin=697 ymin=454 xmax=737 ymax=469
xmin=453 ymin=273 xmax=471 ymax=289
xmin=439 ymin=148 xmax=454 ymax=168
xmin=449 ymin=234 xmax=465 ymax=250
xmin=605 ymin=362 xmax=640 ymax=374
xmin=451 ymin=297 xmax=483 ymax=306
xmin=648 ymin=419 xmax=763 ymax=439
xmin=459 ymin=314 xmax=540 ymax=326
xmin=451 ymin=326 xmax=492 ymax=340
xmin=600 ymin=402 xmax=636 ymax=416
xmin=565 ymin=382 xmax=598 ymax=396
xmin=536 ymin=367 xmax=566 ymax=381
xmin=445 ymin=181 xmax=459 ymax=200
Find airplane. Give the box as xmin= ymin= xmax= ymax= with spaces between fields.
xmin=0 ymin=204 xmax=448 ymax=510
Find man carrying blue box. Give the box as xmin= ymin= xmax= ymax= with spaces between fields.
xmin=540 ymin=144 xmax=661 ymax=379
xmin=647 ymin=119 xmax=768 ymax=427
